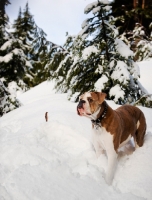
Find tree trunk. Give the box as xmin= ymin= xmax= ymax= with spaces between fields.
xmin=102 ymin=19 xmax=110 ymax=61
xmin=133 ymin=0 xmax=139 ymax=23
xmin=142 ymin=0 xmax=145 ymax=9
xmin=133 ymin=0 xmax=139 ymax=8
xmin=140 ymin=0 xmax=145 ymax=24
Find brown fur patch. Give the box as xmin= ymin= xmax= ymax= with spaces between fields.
xmin=100 ymin=104 xmax=146 ymax=151
xmin=89 ymin=92 xmax=106 ymax=114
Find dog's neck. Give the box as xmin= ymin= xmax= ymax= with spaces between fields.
xmin=83 ymin=101 xmax=107 ymax=121
xmin=91 ymin=101 xmax=108 ymax=127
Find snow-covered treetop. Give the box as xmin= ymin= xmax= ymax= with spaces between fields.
xmin=84 ymin=0 xmax=110 ymax=14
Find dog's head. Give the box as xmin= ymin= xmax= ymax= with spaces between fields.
xmin=77 ymin=92 xmax=106 ymax=116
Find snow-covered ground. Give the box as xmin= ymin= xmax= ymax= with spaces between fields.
xmin=138 ymin=59 xmax=152 ymax=94
xmin=0 ymin=61 xmax=152 ymax=200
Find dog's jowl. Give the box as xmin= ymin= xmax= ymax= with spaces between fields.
xmin=77 ymin=92 xmax=146 ymax=185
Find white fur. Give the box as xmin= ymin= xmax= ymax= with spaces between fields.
xmin=134 ymin=121 xmax=140 ymax=149
xmin=80 ymin=92 xmax=92 ymax=115
xmin=80 ymin=92 xmax=101 ymax=120
xmin=80 ymin=92 xmax=121 ymax=184
xmin=92 ymin=127 xmax=117 ymax=185
xmin=137 ymin=120 xmax=140 ymax=129
xmin=119 ymin=135 xmax=131 ymax=148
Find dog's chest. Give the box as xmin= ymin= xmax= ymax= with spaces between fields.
xmin=93 ymin=126 xmax=114 ymax=151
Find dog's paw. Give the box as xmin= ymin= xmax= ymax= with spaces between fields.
xmin=105 ymin=175 xmax=113 ymax=185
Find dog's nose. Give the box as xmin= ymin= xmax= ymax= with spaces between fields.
xmin=77 ymin=100 xmax=86 ymax=115
xmin=77 ymin=100 xmax=85 ymax=109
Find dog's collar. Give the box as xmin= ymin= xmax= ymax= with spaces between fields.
xmin=91 ymin=101 xmax=108 ymax=128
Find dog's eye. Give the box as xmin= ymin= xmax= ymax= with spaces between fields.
xmin=88 ymin=98 xmax=93 ymax=103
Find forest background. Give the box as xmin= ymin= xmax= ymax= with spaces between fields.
xmin=0 ymin=0 xmax=152 ymax=117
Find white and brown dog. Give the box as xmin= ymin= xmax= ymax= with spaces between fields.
xmin=77 ymin=92 xmax=146 ymax=185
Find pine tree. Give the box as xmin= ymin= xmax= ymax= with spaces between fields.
xmin=50 ymin=0 xmax=145 ymax=104
xmin=0 ymin=80 xmax=20 ymax=116
xmin=32 ymin=27 xmax=65 ymax=85
xmin=111 ymin=0 xmax=152 ymax=62
xmin=0 ymin=0 xmax=10 ymax=47
xmin=12 ymin=3 xmax=36 ymax=86
xmin=15 ymin=2 xmax=35 ymax=52
xmin=0 ymin=33 xmax=30 ymax=102
xmin=133 ymin=23 xmax=152 ymax=61
xmin=0 ymin=3 xmax=30 ymax=91
xmin=13 ymin=3 xmax=66 ymax=86
xmin=119 ymin=23 xmax=152 ymax=61
xmin=12 ymin=7 xmax=22 ymax=39
xmin=111 ymin=0 xmax=152 ymax=36
xmin=49 ymin=34 xmax=74 ymax=92
xmin=0 ymin=0 xmax=26 ymax=116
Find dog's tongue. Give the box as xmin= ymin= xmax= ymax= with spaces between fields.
xmin=78 ymin=108 xmax=85 ymax=116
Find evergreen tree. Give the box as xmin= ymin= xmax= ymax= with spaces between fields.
xmin=13 ymin=3 xmax=66 ymax=86
xmin=111 ymin=0 xmax=152 ymax=61
xmin=0 ymin=0 xmax=28 ymax=116
xmin=0 ymin=0 xmax=10 ymax=25
xmin=0 ymin=3 xmax=30 ymax=91
xmin=32 ymin=27 xmax=65 ymax=85
xmin=12 ymin=3 xmax=36 ymax=86
xmin=0 ymin=80 xmax=20 ymax=116
xmin=119 ymin=23 xmax=152 ymax=61
xmin=0 ymin=0 xmax=10 ymax=47
xmin=13 ymin=3 xmax=35 ymax=52
xmin=48 ymin=34 xmax=74 ymax=92
xmin=111 ymin=0 xmax=152 ymax=36
xmin=50 ymin=0 xmax=145 ymax=104
xmin=12 ymin=7 xmax=23 ymax=39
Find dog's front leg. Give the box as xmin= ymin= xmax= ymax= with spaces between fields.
xmin=105 ymin=149 xmax=118 ymax=185
xmin=92 ymin=129 xmax=104 ymax=158
xmin=103 ymin=133 xmax=118 ymax=185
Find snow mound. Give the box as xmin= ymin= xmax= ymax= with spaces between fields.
xmin=138 ymin=60 xmax=152 ymax=94
xmin=0 ymin=78 xmax=152 ymax=199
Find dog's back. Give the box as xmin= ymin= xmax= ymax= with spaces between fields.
xmin=115 ymin=105 xmax=146 ymax=148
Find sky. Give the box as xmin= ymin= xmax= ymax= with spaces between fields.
xmin=6 ymin=0 xmax=94 ymax=46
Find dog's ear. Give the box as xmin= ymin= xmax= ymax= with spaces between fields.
xmin=91 ymin=92 xmax=106 ymax=104
xmin=97 ymin=92 xmax=106 ymax=104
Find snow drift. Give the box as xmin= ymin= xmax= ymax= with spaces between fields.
xmin=0 ymin=62 xmax=152 ymax=200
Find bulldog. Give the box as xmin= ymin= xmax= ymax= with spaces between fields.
xmin=77 ymin=92 xmax=146 ymax=185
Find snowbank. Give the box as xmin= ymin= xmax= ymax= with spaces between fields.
xmin=138 ymin=60 xmax=152 ymax=94
xmin=0 ymin=63 xmax=152 ymax=199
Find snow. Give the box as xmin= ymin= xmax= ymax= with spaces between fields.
xmin=84 ymin=1 xmax=98 ymax=14
xmin=138 ymin=60 xmax=152 ymax=94
xmin=103 ymin=5 xmax=112 ymax=11
xmin=109 ymin=84 xmax=125 ymax=102
xmin=7 ymin=81 xmax=24 ymax=98
xmin=115 ymin=38 xmax=134 ymax=58
xmin=12 ymin=48 xmax=24 ymax=56
xmin=131 ymin=62 xmax=140 ymax=79
xmin=0 ymin=39 xmax=22 ymax=52
xmin=95 ymin=74 xmax=108 ymax=91
xmin=25 ymin=60 xmax=32 ymax=68
xmin=81 ymin=19 xmax=89 ymax=29
xmin=82 ymin=45 xmax=99 ymax=60
xmin=0 ymin=40 xmax=12 ymax=51
xmin=111 ymin=61 xmax=130 ymax=84
xmin=92 ymin=6 xmax=101 ymax=15
xmin=99 ymin=0 xmax=110 ymax=4
xmin=0 ymin=62 xmax=152 ymax=199
xmin=0 ymin=46 xmax=25 ymax=63
xmin=0 ymin=53 xmax=13 ymax=63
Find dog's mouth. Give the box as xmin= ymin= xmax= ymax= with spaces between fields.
xmin=77 ymin=100 xmax=91 ymax=116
